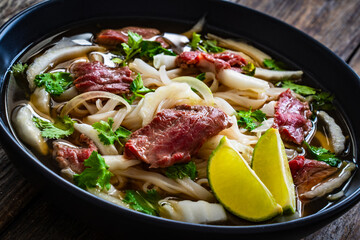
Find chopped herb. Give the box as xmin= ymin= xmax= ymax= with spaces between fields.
xmin=195 ymin=72 xmax=206 ymax=81
xmin=120 ymin=31 xmax=175 ymax=63
xmin=34 ymin=72 xmax=73 ymax=96
xmin=242 ymin=62 xmax=256 ymax=76
xmin=263 ymin=59 xmax=287 ymax=70
xmin=92 ymin=118 xmax=131 ymax=146
xmin=236 ymin=108 xmax=266 ymax=131
xmin=123 ymin=189 xmax=161 ymax=216
xmin=303 ymin=142 xmax=341 ymax=167
xmin=311 ymin=91 xmax=334 ymax=111
xmin=33 ymin=115 xmax=75 ymax=139
xmin=202 ymin=39 xmax=225 ymax=53
xmin=73 ymin=151 xmax=112 ymax=190
xmin=123 ymin=73 xmax=154 ymax=104
xmin=277 ymin=80 xmax=334 ymax=111
xmin=111 ymin=57 xmax=124 ymax=65
xmin=189 ymin=32 xmax=224 ymax=53
xmin=139 ymin=40 xmax=176 ymax=59
xmin=280 ymin=80 xmax=317 ymax=95
xmin=11 ymin=62 xmax=28 ymax=79
xmin=165 ymin=161 xmax=197 ymax=180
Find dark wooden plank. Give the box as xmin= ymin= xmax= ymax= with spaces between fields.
xmin=236 ymin=0 xmax=360 ymax=62
xmin=0 ymin=0 xmax=43 ymax=26
xmin=0 ymin=145 xmax=39 ymax=230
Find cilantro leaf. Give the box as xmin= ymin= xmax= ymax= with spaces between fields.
xmin=11 ymin=62 xmax=28 ymax=79
xmin=119 ymin=31 xmax=175 ymax=63
xmin=202 ymin=39 xmax=225 ymax=53
xmin=33 ymin=115 xmax=75 ymax=139
xmin=140 ymin=41 xmax=176 ymax=59
xmin=277 ymin=80 xmax=334 ymax=111
xmin=303 ymin=142 xmax=341 ymax=167
xmin=123 ymin=189 xmax=161 ymax=216
xmin=311 ymin=91 xmax=334 ymax=111
xmin=123 ymin=73 xmax=154 ymax=104
xmin=34 ymin=72 xmax=73 ymax=96
xmin=92 ymin=118 xmax=131 ymax=146
xmin=236 ymin=108 xmax=266 ymax=131
xmin=189 ymin=32 xmax=224 ymax=53
xmin=73 ymin=151 xmax=112 ymax=190
xmin=280 ymin=80 xmax=317 ymax=95
xmin=165 ymin=161 xmax=197 ymax=180
xmin=242 ymin=62 xmax=256 ymax=76
xmin=263 ymin=59 xmax=287 ymax=70
xmin=195 ymin=72 xmax=206 ymax=81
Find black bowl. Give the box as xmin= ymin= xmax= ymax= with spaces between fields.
xmin=0 ymin=0 xmax=359 ymax=239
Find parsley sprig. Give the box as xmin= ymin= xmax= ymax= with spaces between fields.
xmin=113 ymin=31 xmax=175 ymax=65
xmin=277 ymin=80 xmax=334 ymax=111
xmin=236 ymin=108 xmax=267 ymax=131
xmin=123 ymin=189 xmax=161 ymax=216
xmin=165 ymin=161 xmax=198 ymax=180
xmin=189 ymin=32 xmax=225 ymax=53
xmin=73 ymin=151 xmax=113 ymax=190
xmin=92 ymin=118 xmax=131 ymax=146
xmin=33 ymin=115 xmax=75 ymax=139
xmin=123 ymin=73 xmax=154 ymax=104
xmin=303 ymin=142 xmax=341 ymax=167
xmin=34 ymin=72 xmax=73 ymax=96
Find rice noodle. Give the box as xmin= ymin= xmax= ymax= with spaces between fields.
xmin=114 ymin=167 xmax=214 ymax=201
xmin=207 ymin=33 xmax=272 ymax=67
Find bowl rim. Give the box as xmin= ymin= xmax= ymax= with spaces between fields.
xmin=0 ymin=0 xmax=359 ymax=235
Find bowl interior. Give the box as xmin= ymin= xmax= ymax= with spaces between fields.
xmin=0 ymin=0 xmax=359 ymax=238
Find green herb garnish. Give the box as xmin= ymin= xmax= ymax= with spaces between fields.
xmin=236 ymin=108 xmax=267 ymax=131
xmin=303 ymin=142 xmax=341 ymax=167
xmin=263 ymin=59 xmax=287 ymax=70
xmin=280 ymin=80 xmax=317 ymax=95
xmin=33 ymin=115 xmax=75 ymax=139
xmin=11 ymin=62 xmax=28 ymax=79
xmin=92 ymin=118 xmax=131 ymax=146
xmin=189 ymin=32 xmax=224 ymax=53
xmin=123 ymin=73 xmax=154 ymax=104
xmin=165 ymin=161 xmax=197 ymax=180
xmin=120 ymin=31 xmax=175 ymax=63
xmin=195 ymin=72 xmax=206 ymax=81
xmin=242 ymin=62 xmax=256 ymax=76
xmin=123 ymin=189 xmax=161 ymax=216
xmin=73 ymin=151 xmax=112 ymax=190
xmin=34 ymin=72 xmax=73 ymax=96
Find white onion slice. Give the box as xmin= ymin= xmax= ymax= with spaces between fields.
xmin=60 ymin=91 xmax=131 ymax=117
xmin=172 ymin=76 xmax=214 ymax=105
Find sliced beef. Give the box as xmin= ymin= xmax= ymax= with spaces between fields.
xmin=272 ymin=89 xmax=312 ymax=145
xmin=53 ymin=134 xmax=98 ymax=173
xmin=175 ymin=51 xmax=247 ymax=73
xmin=96 ymin=26 xmax=169 ymax=48
xmin=71 ymin=61 xmax=133 ymax=94
xmin=124 ymin=105 xmax=232 ymax=168
xmin=289 ymin=156 xmax=338 ymax=200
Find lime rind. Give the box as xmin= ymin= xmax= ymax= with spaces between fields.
xmin=208 ymin=136 xmax=282 ymax=222
xmin=252 ymin=128 xmax=296 ymax=213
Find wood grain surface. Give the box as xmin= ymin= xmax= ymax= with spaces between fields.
xmin=0 ymin=0 xmax=359 ymax=239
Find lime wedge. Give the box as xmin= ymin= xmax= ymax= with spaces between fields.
xmin=208 ymin=136 xmax=282 ymax=222
xmin=252 ymin=128 xmax=296 ymax=213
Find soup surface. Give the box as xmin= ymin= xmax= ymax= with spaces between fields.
xmin=6 ymin=20 xmax=357 ymax=225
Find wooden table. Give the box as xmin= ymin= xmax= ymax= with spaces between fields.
xmin=0 ymin=0 xmax=359 ymax=239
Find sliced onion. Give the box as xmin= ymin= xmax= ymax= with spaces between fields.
xmin=172 ymin=76 xmax=214 ymax=105
xmin=60 ymin=91 xmax=131 ymax=117
xmin=255 ymin=68 xmax=303 ymax=81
